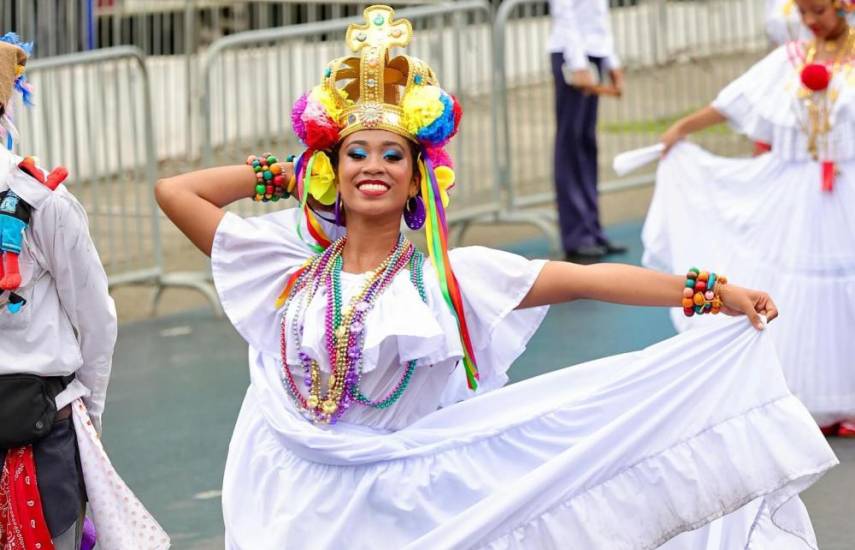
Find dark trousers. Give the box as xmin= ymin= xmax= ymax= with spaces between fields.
xmin=551 ymin=53 xmax=608 ymax=252
xmin=1 ymin=416 xmax=86 ymax=540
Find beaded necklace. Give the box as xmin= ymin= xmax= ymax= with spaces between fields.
xmin=278 ymin=235 xmax=427 ymax=424
xmin=793 ymin=27 xmax=855 ymax=160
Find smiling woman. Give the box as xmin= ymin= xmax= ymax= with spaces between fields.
xmin=155 ymin=5 xmax=836 ymax=550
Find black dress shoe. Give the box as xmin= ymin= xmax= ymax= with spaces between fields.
xmin=599 ymin=240 xmax=628 ymax=255
xmin=565 ymin=244 xmax=607 ymax=264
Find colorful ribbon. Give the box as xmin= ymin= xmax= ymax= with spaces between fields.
xmin=419 ymin=155 xmax=479 ymax=389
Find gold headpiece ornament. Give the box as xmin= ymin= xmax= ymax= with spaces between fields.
xmin=291 ymin=5 xmax=460 ymax=151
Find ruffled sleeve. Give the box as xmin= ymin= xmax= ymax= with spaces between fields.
xmin=211 ymin=207 xmax=341 ymax=356
xmin=433 ymin=246 xmax=549 ymax=397
xmin=711 ymin=45 xmax=798 ymax=142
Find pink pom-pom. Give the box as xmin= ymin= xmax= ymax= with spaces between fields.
xmin=300 ymin=98 xmax=341 ymax=150
xmin=291 ymin=94 xmax=309 ymax=143
xmin=425 ymin=146 xmax=453 ymax=169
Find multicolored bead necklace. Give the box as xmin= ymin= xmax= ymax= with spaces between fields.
xmin=278 ymin=235 xmax=427 ymax=424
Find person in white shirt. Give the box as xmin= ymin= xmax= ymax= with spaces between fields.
xmin=0 ymin=33 xmax=168 ymax=550
xmin=548 ymin=0 xmax=626 ymax=262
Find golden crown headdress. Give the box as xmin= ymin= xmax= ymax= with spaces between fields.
xmin=291 ymin=5 xmax=461 ymax=153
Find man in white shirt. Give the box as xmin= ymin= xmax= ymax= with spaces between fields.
xmin=0 ymin=34 xmax=117 ymax=550
xmin=548 ymin=0 xmax=626 ymax=262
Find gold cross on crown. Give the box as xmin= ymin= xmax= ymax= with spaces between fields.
xmin=345 ymin=5 xmax=412 ymax=55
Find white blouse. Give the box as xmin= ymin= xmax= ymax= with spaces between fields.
xmin=211 ymin=208 xmax=548 ymax=430
xmin=712 ymin=42 xmax=855 ymax=162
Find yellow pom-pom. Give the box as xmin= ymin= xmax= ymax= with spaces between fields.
xmin=310 ymin=85 xmax=350 ymax=121
xmin=434 ymin=165 xmax=455 ymax=208
xmin=401 ymin=85 xmax=444 ymax=135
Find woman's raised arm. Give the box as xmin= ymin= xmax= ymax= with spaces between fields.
xmin=156 ymin=164 xmax=275 ymax=256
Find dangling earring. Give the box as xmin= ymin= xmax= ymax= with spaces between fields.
xmin=403 ymin=195 xmax=426 ymax=230
xmin=334 ymin=192 xmax=344 ymax=226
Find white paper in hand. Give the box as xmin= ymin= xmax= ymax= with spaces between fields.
xmin=612 ymin=143 xmax=665 ymax=176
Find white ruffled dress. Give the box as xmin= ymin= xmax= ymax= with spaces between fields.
xmin=642 ymin=43 xmax=855 ymax=426
xmin=212 ymin=207 xmax=836 ymax=550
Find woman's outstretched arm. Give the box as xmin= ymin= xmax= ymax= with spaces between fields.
xmin=517 ymin=261 xmax=777 ymax=330
xmin=660 ymin=106 xmax=727 ymax=154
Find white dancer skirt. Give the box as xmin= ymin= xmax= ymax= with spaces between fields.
xmin=221 ymin=318 xmax=836 ymax=549
xmin=643 ymin=142 xmax=855 ymax=425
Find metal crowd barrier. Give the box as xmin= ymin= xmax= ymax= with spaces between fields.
xmin=12 ymin=46 xmax=220 ymax=314
xmin=199 ymin=0 xmax=498 ymax=225
xmin=14 ymin=47 xmax=159 ymax=287
xmin=492 ymin=0 xmax=769 ymax=254
xmin=2 ymin=0 xmax=440 ymax=161
xmin=4 ymin=1 xmax=777 ymax=315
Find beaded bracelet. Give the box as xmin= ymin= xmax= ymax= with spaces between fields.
xmin=246 ymin=153 xmax=294 ymax=202
xmin=682 ymin=267 xmax=727 ymax=317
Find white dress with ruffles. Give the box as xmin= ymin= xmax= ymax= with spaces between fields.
xmin=212 ymin=207 xmax=836 ymax=549
xmin=642 ymin=43 xmax=855 ymax=426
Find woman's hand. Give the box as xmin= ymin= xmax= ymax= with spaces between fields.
xmin=718 ymin=284 xmax=779 ymax=331
xmin=660 ymin=122 xmax=685 ymax=156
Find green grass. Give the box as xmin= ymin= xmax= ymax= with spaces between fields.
xmin=600 ymin=110 xmax=734 ymax=135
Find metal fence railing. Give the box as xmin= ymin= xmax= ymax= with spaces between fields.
xmin=11 ymin=47 xmax=221 ymax=314
xmin=2 ymin=1 xmax=776 ymax=314
xmin=1 ymin=0 xmax=440 ymax=161
xmin=14 ymin=47 xmax=161 ymax=288
xmin=494 ymin=0 xmax=768 ymax=220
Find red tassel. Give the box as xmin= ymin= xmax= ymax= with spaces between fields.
xmin=821 ymin=161 xmax=836 ymax=192
xmin=18 ymin=157 xmax=68 ymax=191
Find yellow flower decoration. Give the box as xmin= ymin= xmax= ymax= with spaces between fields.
xmin=401 ymin=86 xmax=444 ymax=135
xmin=310 ymin=85 xmax=349 ymax=121
xmin=434 ymin=165 xmax=455 ymax=208
xmin=307 ymin=151 xmax=337 ymax=206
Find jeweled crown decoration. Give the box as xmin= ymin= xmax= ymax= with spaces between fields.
xmin=291 ymin=5 xmax=460 ymax=153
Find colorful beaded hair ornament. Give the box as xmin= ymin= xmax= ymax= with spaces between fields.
xmin=284 ymin=5 xmax=478 ymax=389
xmin=0 ymin=33 xmax=33 ymax=150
